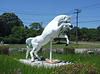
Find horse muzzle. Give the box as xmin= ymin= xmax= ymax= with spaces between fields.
xmin=69 ymin=25 xmax=73 ymax=28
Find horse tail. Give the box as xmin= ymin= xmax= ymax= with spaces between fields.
xmin=26 ymin=37 xmax=33 ymax=46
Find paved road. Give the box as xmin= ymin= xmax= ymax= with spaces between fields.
xmin=71 ymin=42 xmax=100 ymax=45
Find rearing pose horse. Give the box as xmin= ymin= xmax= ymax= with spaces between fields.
xmin=26 ymin=15 xmax=73 ymax=61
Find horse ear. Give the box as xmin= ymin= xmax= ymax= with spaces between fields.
xmin=69 ymin=15 xmax=72 ymax=18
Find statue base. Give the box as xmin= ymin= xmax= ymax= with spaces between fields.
xmin=45 ymin=61 xmax=56 ymax=64
xmin=18 ymin=59 xmax=71 ymax=68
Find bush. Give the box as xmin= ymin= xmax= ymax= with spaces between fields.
xmin=0 ymin=46 xmax=9 ymax=55
xmin=63 ymin=47 xmax=75 ymax=54
xmin=55 ymin=63 xmax=99 ymax=74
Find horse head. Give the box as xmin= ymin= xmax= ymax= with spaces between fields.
xmin=54 ymin=15 xmax=73 ymax=28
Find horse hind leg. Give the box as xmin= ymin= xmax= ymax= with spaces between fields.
xmin=34 ymin=47 xmax=41 ymax=61
xmin=30 ymin=47 xmax=41 ymax=62
xmin=26 ymin=44 xmax=30 ymax=59
xmin=30 ymin=47 xmax=35 ymax=62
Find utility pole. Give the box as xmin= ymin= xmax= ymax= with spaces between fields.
xmin=74 ymin=9 xmax=81 ymax=44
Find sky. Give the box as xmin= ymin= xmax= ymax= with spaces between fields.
xmin=0 ymin=0 xmax=100 ymax=28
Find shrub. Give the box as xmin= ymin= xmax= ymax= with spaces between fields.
xmin=0 ymin=46 xmax=9 ymax=55
xmin=55 ymin=63 xmax=99 ymax=74
xmin=63 ymin=47 xmax=75 ymax=54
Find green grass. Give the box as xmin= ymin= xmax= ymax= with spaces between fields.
xmin=0 ymin=51 xmax=100 ymax=74
xmin=5 ymin=44 xmax=26 ymax=48
xmin=68 ymin=43 xmax=100 ymax=48
xmin=5 ymin=41 xmax=100 ymax=49
xmin=43 ymin=42 xmax=100 ymax=49
xmin=0 ymin=42 xmax=100 ymax=73
xmin=0 ymin=53 xmax=54 ymax=74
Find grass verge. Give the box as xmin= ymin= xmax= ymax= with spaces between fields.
xmin=0 ymin=54 xmax=54 ymax=74
xmin=5 ymin=42 xmax=100 ymax=49
xmin=0 ymin=51 xmax=100 ymax=74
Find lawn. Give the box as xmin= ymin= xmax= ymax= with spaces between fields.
xmin=0 ymin=42 xmax=100 ymax=74
xmin=5 ymin=41 xmax=100 ymax=49
xmin=0 ymin=51 xmax=100 ymax=74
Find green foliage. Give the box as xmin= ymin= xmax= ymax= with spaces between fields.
xmin=3 ymin=22 xmax=44 ymax=44
xmin=79 ymin=27 xmax=89 ymax=41
xmin=55 ymin=64 xmax=99 ymax=74
xmin=0 ymin=46 xmax=9 ymax=55
xmin=53 ymin=26 xmax=100 ymax=42
xmin=62 ymin=26 xmax=100 ymax=41
xmin=29 ymin=22 xmax=44 ymax=35
xmin=69 ymin=35 xmax=76 ymax=41
xmin=1 ymin=17 xmax=44 ymax=44
xmin=63 ymin=47 xmax=75 ymax=54
xmin=0 ymin=13 xmax=23 ymax=37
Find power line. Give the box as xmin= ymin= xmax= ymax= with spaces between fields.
xmin=0 ymin=9 xmax=59 ymax=16
xmin=71 ymin=19 xmax=100 ymax=24
xmin=0 ymin=9 xmax=57 ymax=16
xmin=79 ymin=19 xmax=100 ymax=23
xmin=0 ymin=7 xmax=73 ymax=16
xmin=0 ymin=6 xmax=100 ymax=28
xmin=71 ymin=16 xmax=76 ymax=18
xmin=79 ymin=3 xmax=100 ymax=10
xmin=80 ymin=16 xmax=100 ymax=17
xmin=83 ymin=6 xmax=100 ymax=10
xmin=64 ymin=9 xmax=75 ymax=15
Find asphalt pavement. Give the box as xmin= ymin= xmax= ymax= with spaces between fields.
xmin=70 ymin=42 xmax=100 ymax=45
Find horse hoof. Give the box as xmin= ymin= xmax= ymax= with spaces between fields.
xmin=55 ymin=61 xmax=62 ymax=63
xmin=66 ymin=44 xmax=68 ymax=46
xmin=38 ymin=59 xmax=41 ymax=61
xmin=40 ymin=56 xmax=45 ymax=61
xmin=62 ymin=61 xmax=67 ymax=63
xmin=26 ymin=58 xmax=29 ymax=60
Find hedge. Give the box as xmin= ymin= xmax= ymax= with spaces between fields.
xmin=63 ymin=47 xmax=75 ymax=54
xmin=0 ymin=46 xmax=9 ymax=55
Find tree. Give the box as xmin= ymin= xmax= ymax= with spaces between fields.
xmin=3 ymin=26 xmax=29 ymax=44
xmin=69 ymin=26 xmax=80 ymax=41
xmin=29 ymin=22 xmax=44 ymax=36
xmin=3 ymin=23 xmax=44 ymax=44
xmin=0 ymin=13 xmax=23 ymax=37
xmin=78 ymin=27 xmax=98 ymax=41
xmin=80 ymin=27 xmax=89 ymax=41
xmin=88 ymin=28 xmax=97 ymax=41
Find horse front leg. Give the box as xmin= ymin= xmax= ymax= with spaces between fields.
xmin=65 ymin=35 xmax=69 ymax=46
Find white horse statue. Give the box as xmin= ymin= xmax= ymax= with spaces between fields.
xmin=26 ymin=33 xmax=69 ymax=60
xmin=26 ymin=15 xmax=73 ymax=62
